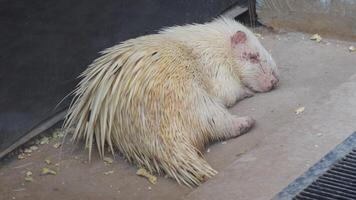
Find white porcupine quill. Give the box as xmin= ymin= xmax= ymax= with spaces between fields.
xmin=63 ymin=17 xmax=277 ymax=186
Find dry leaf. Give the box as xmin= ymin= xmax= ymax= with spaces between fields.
xmin=310 ymin=34 xmax=322 ymax=42
xmin=24 ymin=176 xmax=34 ymax=182
xmin=103 ymin=157 xmax=113 ymax=164
xmin=53 ymin=142 xmax=61 ymax=149
xmin=254 ymin=33 xmax=262 ymax=38
xmin=41 ymin=167 xmax=57 ymax=175
xmin=25 ymin=171 xmax=33 ymax=182
xmin=104 ymin=170 xmax=114 ymax=175
xmin=17 ymin=153 xmax=26 ymax=160
xmin=25 ymin=171 xmax=32 ymax=177
xmin=295 ymin=107 xmax=305 ymax=115
xmin=29 ymin=146 xmax=39 ymax=151
xmin=57 ymin=133 xmax=64 ymax=138
xmin=136 ymin=168 xmax=157 ymax=184
xmin=52 ymin=130 xmax=65 ymax=138
xmin=24 ymin=148 xmax=32 ymax=154
xmin=44 ymin=159 xmax=51 ymax=165
xmin=40 ymin=137 xmax=49 ymax=145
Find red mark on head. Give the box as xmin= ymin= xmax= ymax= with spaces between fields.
xmin=231 ymin=31 xmax=247 ymax=45
xmin=242 ymin=52 xmax=260 ymax=64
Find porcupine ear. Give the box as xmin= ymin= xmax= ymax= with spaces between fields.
xmin=231 ymin=31 xmax=247 ymax=45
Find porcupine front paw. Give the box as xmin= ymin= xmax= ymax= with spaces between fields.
xmin=232 ymin=116 xmax=255 ymax=137
xmin=242 ymin=87 xmax=254 ymax=99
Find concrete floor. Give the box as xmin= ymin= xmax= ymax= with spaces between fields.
xmin=1 ymin=30 xmax=356 ymax=200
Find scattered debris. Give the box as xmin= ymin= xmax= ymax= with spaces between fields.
xmin=103 ymin=170 xmax=114 ymax=175
xmin=26 ymin=171 xmax=33 ymax=177
xmin=24 ymin=176 xmax=34 ymax=182
xmin=314 ymin=144 xmax=319 ymax=148
xmin=254 ymin=33 xmax=262 ymax=38
xmin=24 ymin=148 xmax=32 ymax=154
xmin=39 ymin=137 xmax=49 ymax=145
xmin=44 ymin=159 xmax=51 ymax=165
xmin=52 ymin=130 xmax=65 ymax=138
xmin=55 ymin=163 xmax=60 ymax=167
xmin=52 ymin=131 xmax=59 ymax=138
xmin=41 ymin=167 xmax=57 ymax=175
xmin=57 ymin=133 xmax=65 ymax=138
xmin=310 ymin=34 xmax=322 ymax=42
xmin=316 ymin=133 xmax=323 ymax=137
xmin=148 ymin=186 xmax=152 ymax=190
xmin=29 ymin=146 xmax=39 ymax=151
xmin=74 ymin=156 xmax=79 ymax=160
xmin=206 ymin=148 xmax=210 ymax=153
xmin=295 ymin=106 xmax=305 ymax=115
xmin=221 ymin=141 xmax=227 ymax=145
xmin=53 ymin=142 xmax=61 ymax=149
xmin=349 ymin=46 xmax=356 ymax=52
xmin=103 ymin=157 xmax=114 ymax=164
xmin=136 ymin=168 xmax=157 ymax=184
xmin=24 ymin=171 xmax=33 ymax=182
xmin=17 ymin=153 xmax=26 ymax=160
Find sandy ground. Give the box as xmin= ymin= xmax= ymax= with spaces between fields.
xmin=1 ymin=30 xmax=356 ymax=200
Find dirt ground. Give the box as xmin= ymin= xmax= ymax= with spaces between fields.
xmin=1 ymin=29 xmax=356 ymax=200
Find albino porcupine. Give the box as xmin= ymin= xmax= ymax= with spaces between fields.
xmin=64 ymin=17 xmax=279 ymax=187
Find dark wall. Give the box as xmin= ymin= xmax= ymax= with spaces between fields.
xmin=0 ymin=0 xmax=238 ymax=157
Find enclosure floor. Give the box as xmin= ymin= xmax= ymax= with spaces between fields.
xmin=1 ymin=30 xmax=356 ymax=200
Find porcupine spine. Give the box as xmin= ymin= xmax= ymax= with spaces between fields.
xmin=64 ymin=34 xmax=224 ymax=186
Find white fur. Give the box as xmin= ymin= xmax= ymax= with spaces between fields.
xmin=160 ymin=17 xmax=278 ymax=97
xmin=64 ymin=17 xmax=277 ymax=187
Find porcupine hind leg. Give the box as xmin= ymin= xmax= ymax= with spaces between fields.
xmin=153 ymin=133 xmax=217 ymax=187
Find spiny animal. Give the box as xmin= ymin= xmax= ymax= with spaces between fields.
xmin=64 ymin=17 xmax=279 ymax=187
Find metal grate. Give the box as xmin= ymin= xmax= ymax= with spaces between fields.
xmin=294 ymin=149 xmax=356 ymax=200
xmin=273 ymin=132 xmax=356 ymax=200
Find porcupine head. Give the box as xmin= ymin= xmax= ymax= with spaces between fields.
xmin=162 ymin=17 xmax=279 ymax=94
xmin=230 ymin=29 xmax=279 ymax=92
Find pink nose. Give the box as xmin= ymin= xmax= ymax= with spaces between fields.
xmin=264 ymin=76 xmax=279 ymax=91
xmin=271 ymin=76 xmax=279 ymax=87
xmin=257 ymin=74 xmax=280 ymax=92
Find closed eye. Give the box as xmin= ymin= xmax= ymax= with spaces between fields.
xmin=248 ymin=53 xmax=260 ymax=63
xmin=241 ymin=52 xmax=258 ymax=60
